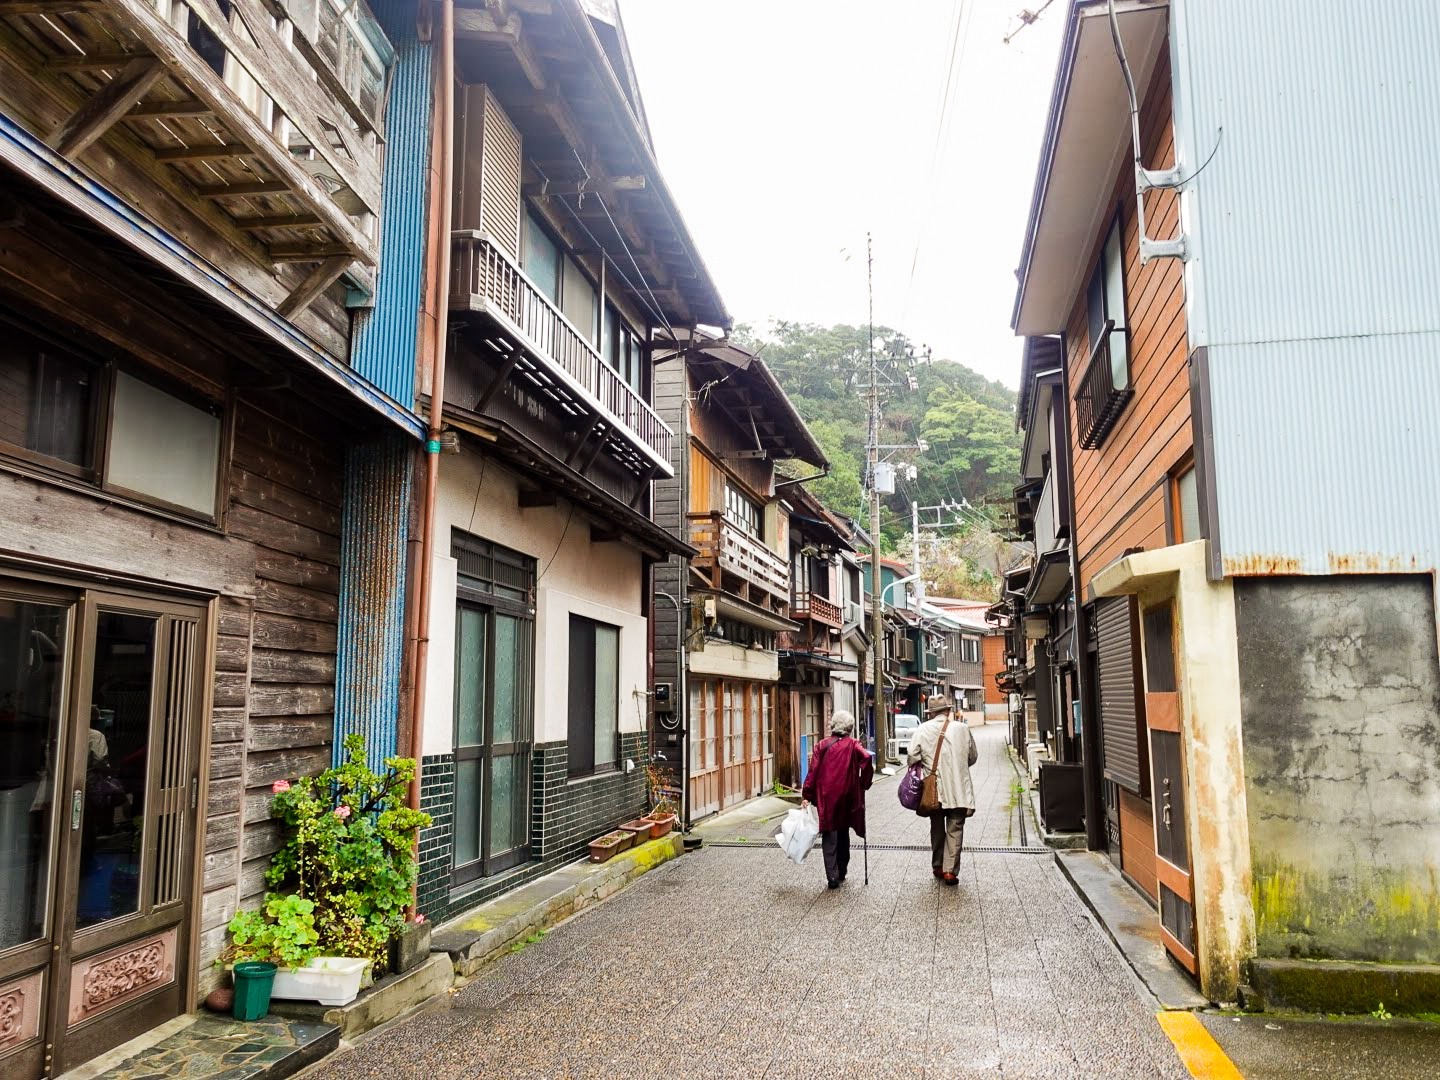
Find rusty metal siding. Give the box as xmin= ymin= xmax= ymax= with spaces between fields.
xmin=350 ymin=0 xmax=432 ymax=408
xmin=1170 ymin=0 xmax=1440 ymax=574
xmin=334 ymin=435 xmax=414 ymax=769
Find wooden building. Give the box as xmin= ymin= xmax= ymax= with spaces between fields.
xmin=412 ymin=0 xmax=723 ymax=919
xmin=0 ymin=1 xmax=422 ymax=1074
xmin=650 ymin=336 xmax=826 ymax=821
xmin=1009 ymin=0 xmax=1440 ymax=1005
xmin=776 ymin=485 xmax=855 ymax=787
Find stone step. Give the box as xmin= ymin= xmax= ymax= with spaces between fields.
xmin=269 ymin=953 xmax=454 ymax=1039
xmin=60 ymin=1012 xmax=337 ymax=1080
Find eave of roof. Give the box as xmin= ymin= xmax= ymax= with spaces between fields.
xmin=1010 ymin=0 xmax=1171 ymax=336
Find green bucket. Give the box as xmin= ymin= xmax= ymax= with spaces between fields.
xmin=232 ymin=961 xmax=277 ymax=1021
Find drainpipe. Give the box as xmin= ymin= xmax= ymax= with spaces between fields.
xmin=408 ymin=0 xmax=455 ymax=906
xmin=654 ymin=589 xmax=687 ymax=827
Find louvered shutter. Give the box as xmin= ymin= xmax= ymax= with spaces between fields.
xmin=1094 ymin=597 xmax=1148 ymax=794
xmin=455 ymin=84 xmax=523 ymax=259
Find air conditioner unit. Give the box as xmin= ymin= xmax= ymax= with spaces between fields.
xmin=845 ymin=601 xmax=863 ymax=625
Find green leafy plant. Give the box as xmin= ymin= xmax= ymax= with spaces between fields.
xmin=1372 ymin=1001 xmax=1392 ymax=1020
xmin=223 ymin=734 xmax=431 ymax=971
xmin=223 ymin=894 xmax=320 ymax=968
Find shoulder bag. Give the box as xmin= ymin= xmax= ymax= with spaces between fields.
xmin=916 ymin=718 xmax=952 ymax=818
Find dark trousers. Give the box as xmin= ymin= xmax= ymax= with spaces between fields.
xmin=930 ymin=810 xmax=966 ymax=875
xmin=821 ymin=829 xmax=851 ymax=883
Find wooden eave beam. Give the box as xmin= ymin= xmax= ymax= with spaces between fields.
xmin=48 ymin=57 xmax=165 ymax=157
xmin=276 ymin=253 xmax=350 ymax=318
xmin=0 ymin=1 xmax=99 ymax=13
xmin=126 ymin=99 xmax=210 ymax=118
xmin=454 ymin=7 xmax=547 ymax=92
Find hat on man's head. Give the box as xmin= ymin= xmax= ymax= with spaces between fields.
xmin=926 ymin=698 xmax=955 ymax=718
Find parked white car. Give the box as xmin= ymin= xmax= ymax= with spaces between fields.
xmin=890 ymin=713 xmax=922 ymax=759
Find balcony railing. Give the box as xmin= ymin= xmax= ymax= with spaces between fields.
xmin=2 ymin=0 xmax=392 ymax=270
xmin=452 ymin=231 xmax=674 ymax=469
xmin=688 ymin=512 xmax=790 ymax=602
xmin=793 ymin=592 xmax=842 ymax=629
xmin=1075 ymin=320 xmax=1134 ymax=449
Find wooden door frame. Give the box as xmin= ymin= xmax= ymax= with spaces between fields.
xmin=50 ymin=588 xmax=208 ymax=1075
xmin=1142 ymin=596 xmax=1198 ymax=976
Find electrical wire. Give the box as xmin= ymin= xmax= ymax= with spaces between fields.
xmin=537 ymin=506 xmax=576 ymax=583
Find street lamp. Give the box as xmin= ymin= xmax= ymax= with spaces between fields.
xmin=881 ymin=573 xmax=919 ymax=608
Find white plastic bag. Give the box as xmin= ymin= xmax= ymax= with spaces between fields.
xmin=775 ymin=805 xmax=820 ymax=865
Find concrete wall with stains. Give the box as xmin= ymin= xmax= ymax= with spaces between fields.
xmin=1235 ymin=575 xmax=1440 ymax=964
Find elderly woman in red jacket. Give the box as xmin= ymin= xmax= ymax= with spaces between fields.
xmin=800 ymin=710 xmax=875 ymax=889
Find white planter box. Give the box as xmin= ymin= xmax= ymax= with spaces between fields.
xmin=270 ymin=957 xmax=370 ymax=1006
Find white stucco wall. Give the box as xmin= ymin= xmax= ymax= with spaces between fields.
xmin=421 ymin=449 xmax=648 ymax=755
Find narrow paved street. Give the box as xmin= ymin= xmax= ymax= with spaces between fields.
xmin=308 ymin=725 xmax=1187 ymax=1079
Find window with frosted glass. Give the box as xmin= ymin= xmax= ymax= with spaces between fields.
xmin=523 ymin=211 xmax=561 ymax=303
xmin=106 ymin=372 xmax=221 ymax=515
xmin=561 ymin=257 xmax=597 ymax=343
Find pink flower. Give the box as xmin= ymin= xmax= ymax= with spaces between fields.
xmin=272 ymin=780 xmax=291 ymax=794
xmin=334 ymin=805 xmax=352 ymax=820
xmin=414 ymin=914 xmax=426 ymax=925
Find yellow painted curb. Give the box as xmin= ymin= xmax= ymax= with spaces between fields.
xmin=1156 ymin=1011 xmax=1245 ymax=1079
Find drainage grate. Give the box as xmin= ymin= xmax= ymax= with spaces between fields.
xmin=703 ymin=840 xmax=1049 ymax=854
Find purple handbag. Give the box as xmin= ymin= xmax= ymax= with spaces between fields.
xmin=898 ymin=762 xmax=925 ymax=811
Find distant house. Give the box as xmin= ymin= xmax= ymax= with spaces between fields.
xmin=1003 ymin=0 xmax=1440 ymax=1004
xmin=649 ymin=336 xmax=827 ymax=820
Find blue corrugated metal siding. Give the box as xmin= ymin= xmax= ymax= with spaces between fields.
xmin=1171 ymin=0 xmax=1440 ymax=571
xmin=350 ymin=0 xmax=432 ymax=407
xmin=335 ymin=435 xmax=414 ymax=769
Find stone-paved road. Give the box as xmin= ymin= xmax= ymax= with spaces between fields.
xmin=307 ymin=725 xmax=1188 ymax=1079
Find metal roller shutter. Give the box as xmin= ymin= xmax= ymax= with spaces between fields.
xmin=1094 ymin=596 xmax=1148 ymax=794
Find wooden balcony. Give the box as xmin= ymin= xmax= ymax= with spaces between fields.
xmin=792 ymin=591 xmax=842 ymax=629
xmin=0 ymin=0 xmax=389 ymax=309
xmin=688 ymin=512 xmax=790 ymax=604
xmin=451 ymin=231 xmax=674 ymax=474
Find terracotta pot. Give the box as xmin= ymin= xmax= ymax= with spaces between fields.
xmin=588 ymin=830 xmax=632 ymax=862
xmin=619 ymin=819 xmax=654 ymax=845
xmin=642 ymin=812 xmax=676 ymax=839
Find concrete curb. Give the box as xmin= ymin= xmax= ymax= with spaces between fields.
xmin=1054 ymin=848 xmax=1209 ymax=1011
xmin=435 ymin=832 xmax=686 ymax=979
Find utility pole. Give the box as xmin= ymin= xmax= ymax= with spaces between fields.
xmin=866 ymin=233 xmax=888 ymax=765
xmin=912 ymin=499 xmax=923 ymax=603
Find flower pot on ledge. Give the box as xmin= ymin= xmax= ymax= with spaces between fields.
xmin=389 ymin=921 xmax=432 ymax=975
xmin=618 ymin=819 xmax=654 ymax=846
xmin=641 ymin=813 xmax=677 ymax=839
xmin=589 ymin=830 xmax=633 ymax=862
xmin=270 ymin=957 xmax=371 ymax=1007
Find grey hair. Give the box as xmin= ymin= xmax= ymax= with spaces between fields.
xmin=829 ymin=710 xmax=857 ymax=736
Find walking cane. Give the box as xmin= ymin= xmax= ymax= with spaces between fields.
xmin=864 ymin=832 xmax=869 ymax=885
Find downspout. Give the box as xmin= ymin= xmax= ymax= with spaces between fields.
xmin=409 ymin=0 xmax=455 ymax=905
xmin=653 ymin=590 xmax=687 ymax=827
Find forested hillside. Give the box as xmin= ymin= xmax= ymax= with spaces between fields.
xmin=737 ymin=322 xmax=1022 ymax=555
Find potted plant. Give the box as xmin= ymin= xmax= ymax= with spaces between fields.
xmin=618 ymin=818 xmax=654 ymax=845
xmin=642 ymin=762 xmax=679 ymax=837
xmin=220 ymin=735 xmax=431 ymax=1006
xmin=588 ymin=830 xmax=633 ymax=862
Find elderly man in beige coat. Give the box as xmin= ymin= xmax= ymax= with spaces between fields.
xmin=906 ymin=699 xmax=978 ymax=885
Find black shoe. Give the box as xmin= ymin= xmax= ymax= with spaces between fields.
xmin=827 ymin=879 xmax=840 ymax=890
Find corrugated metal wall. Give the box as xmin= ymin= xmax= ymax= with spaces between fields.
xmin=350 ymin=0 xmax=432 ymax=406
xmin=335 ymin=434 xmax=414 ymax=769
xmin=1171 ymin=0 xmax=1440 ymax=572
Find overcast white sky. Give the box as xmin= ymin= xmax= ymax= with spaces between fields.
xmin=620 ymin=0 xmax=1065 ymax=389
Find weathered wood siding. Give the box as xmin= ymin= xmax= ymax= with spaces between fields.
xmin=199 ymin=391 xmax=344 ymax=984
xmin=0 ymin=203 xmax=351 ymax=994
xmin=1068 ymin=47 xmax=1191 ymax=598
